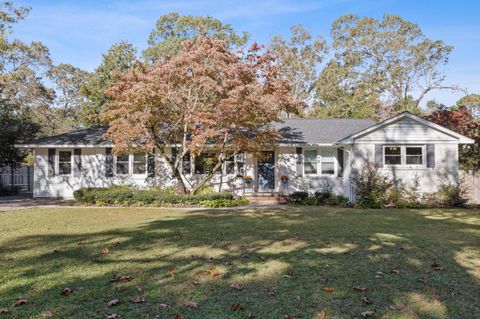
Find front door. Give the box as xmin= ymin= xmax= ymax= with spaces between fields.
xmin=257 ymin=151 xmax=275 ymax=191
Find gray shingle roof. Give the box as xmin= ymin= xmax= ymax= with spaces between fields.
xmin=20 ymin=125 xmax=112 ymax=147
xmin=18 ymin=118 xmax=376 ymax=147
xmin=273 ymin=118 xmax=376 ymax=144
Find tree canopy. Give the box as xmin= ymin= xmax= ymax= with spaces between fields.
xmin=102 ymin=38 xmax=298 ymax=193
xmin=143 ymin=13 xmax=249 ymax=62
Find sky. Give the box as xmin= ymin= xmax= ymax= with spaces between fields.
xmin=13 ymin=0 xmax=480 ymax=106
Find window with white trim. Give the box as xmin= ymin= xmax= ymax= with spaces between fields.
xmin=384 ymin=146 xmax=402 ymax=165
xmin=116 ymin=155 xmax=129 ymax=175
xmin=132 ymin=153 xmax=146 ymax=174
xmin=405 ymin=146 xmax=423 ymax=165
xmin=384 ymin=145 xmax=425 ymax=166
xmin=304 ymin=150 xmax=318 ymax=175
xmin=58 ymin=151 xmax=72 ymax=175
xmin=224 ymin=152 xmax=235 ymax=175
xmin=321 ymin=150 xmax=335 ymax=175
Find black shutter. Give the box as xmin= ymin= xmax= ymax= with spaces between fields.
xmin=74 ymin=148 xmax=82 ymax=177
xmin=48 ymin=148 xmax=56 ymax=176
xmin=375 ymin=144 xmax=384 ymax=168
xmin=337 ymin=148 xmax=344 ymax=177
xmin=147 ymin=150 xmax=155 ymax=178
xmin=426 ymin=144 xmax=435 ymax=168
xmin=296 ymin=147 xmax=303 ymax=177
xmin=105 ymin=148 xmax=114 ymax=177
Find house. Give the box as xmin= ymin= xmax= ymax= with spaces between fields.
xmin=16 ymin=112 xmax=475 ymax=200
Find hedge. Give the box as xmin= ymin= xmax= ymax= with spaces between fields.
xmin=73 ymin=187 xmax=247 ymax=207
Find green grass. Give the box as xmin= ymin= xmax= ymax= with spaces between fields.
xmin=0 ymin=207 xmax=479 ymax=319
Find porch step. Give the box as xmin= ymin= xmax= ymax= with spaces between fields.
xmin=245 ymin=194 xmax=288 ymax=205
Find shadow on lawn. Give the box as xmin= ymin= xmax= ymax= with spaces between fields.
xmin=1 ymin=207 xmax=479 ymax=318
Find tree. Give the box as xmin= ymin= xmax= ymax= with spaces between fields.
xmin=45 ymin=63 xmax=89 ymax=134
xmin=312 ymin=60 xmax=381 ymax=118
xmin=0 ymin=102 xmax=39 ymax=168
xmin=456 ymin=94 xmax=480 ymax=117
xmin=0 ymin=1 xmax=52 ymax=166
xmin=142 ymin=13 xmax=249 ymax=62
xmin=426 ymin=105 xmax=480 ymax=171
xmin=80 ymin=41 xmax=137 ymax=126
xmin=330 ymin=14 xmax=454 ymax=115
xmin=269 ymin=25 xmax=327 ymax=109
xmin=102 ymin=38 xmax=298 ymax=194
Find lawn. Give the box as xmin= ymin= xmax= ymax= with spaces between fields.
xmin=0 ymin=207 xmax=479 ymax=319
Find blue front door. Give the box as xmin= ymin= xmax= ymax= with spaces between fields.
xmin=257 ymin=151 xmax=275 ymax=191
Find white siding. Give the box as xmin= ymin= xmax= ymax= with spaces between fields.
xmin=349 ymin=141 xmax=459 ymax=197
xmin=356 ymin=118 xmax=458 ymax=143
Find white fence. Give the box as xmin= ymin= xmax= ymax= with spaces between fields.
xmin=0 ymin=165 xmax=33 ymax=192
xmin=460 ymin=170 xmax=480 ymax=204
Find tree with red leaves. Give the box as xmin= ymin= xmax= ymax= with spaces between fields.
xmin=101 ymin=37 xmax=299 ymax=193
xmin=426 ymin=105 xmax=480 ymax=171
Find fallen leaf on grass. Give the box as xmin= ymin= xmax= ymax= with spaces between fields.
xmin=264 ymin=288 xmax=276 ymax=297
xmin=208 ymin=268 xmax=220 ymax=277
xmin=362 ymin=296 xmax=373 ymax=305
xmin=323 ymin=287 xmax=335 ymax=293
xmin=61 ymin=288 xmax=73 ymax=296
xmin=353 ymin=286 xmax=367 ymax=292
xmin=0 ymin=308 xmax=8 ymax=314
xmin=2 ymin=256 xmax=14 ymax=261
xmin=76 ymin=240 xmax=86 ymax=245
xmin=111 ymin=275 xmax=133 ymax=283
xmin=130 ymin=296 xmax=144 ymax=304
xmin=158 ymin=303 xmax=171 ymax=309
xmin=431 ymin=262 xmax=444 ymax=271
xmin=106 ymin=299 xmax=120 ymax=307
xmin=40 ymin=310 xmax=54 ymax=318
xmin=361 ymin=310 xmax=374 ymax=317
xmin=284 ymin=316 xmax=294 ymax=319
xmin=173 ymin=315 xmax=183 ymax=319
xmin=184 ymin=301 xmax=199 ymax=309
xmin=102 ymin=248 xmax=110 ymax=256
xmin=374 ymin=271 xmax=384 ymax=278
xmin=230 ymin=303 xmax=242 ymax=311
xmin=230 ymin=284 xmax=243 ymax=291
xmin=192 ymin=281 xmax=199 ymax=286
xmin=418 ymin=278 xmax=429 ymax=284
xmin=105 ymin=314 xmax=119 ymax=319
xmin=167 ymin=266 xmax=175 ymax=273
xmin=390 ymin=269 xmax=400 ymax=274
xmin=315 ymin=310 xmax=326 ymax=319
xmin=13 ymin=299 xmax=27 ymax=307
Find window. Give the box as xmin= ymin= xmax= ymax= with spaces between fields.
xmin=236 ymin=153 xmax=245 ymax=177
xmin=384 ymin=146 xmax=402 ymax=165
xmin=321 ymin=151 xmax=335 ymax=175
xmin=116 ymin=155 xmax=129 ymax=175
xmin=195 ymin=152 xmax=218 ymax=174
xmin=304 ymin=150 xmax=318 ymax=174
xmin=224 ymin=152 xmax=235 ymax=175
xmin=132 ymin=153 xmax=146 ymax=174
xmin=58 ymin=151 xmax=72 ymax=175
xmin=182 ymin=152 xmax=191 ymax=174
xmin=406 ymin=146 xmax=423 ymax=165
xmin=384 ymin=145 xmax=425 ymax=166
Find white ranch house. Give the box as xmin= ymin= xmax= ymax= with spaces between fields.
xmin=16 ymin=112 xmax=474 ymax=200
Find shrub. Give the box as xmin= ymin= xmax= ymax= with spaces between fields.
xmin=314 ymin=182 xmax=333 ymax=204
xmin=388 ymin=175 xmax=425 ymax=208
xmin=438 ymin=174 xmax=469 ymax=207
xmin=73 ymin=186 xmax=239 ymax=207
xmin=325 ymin=195 xmax=349 ymax=207
xmin=289 ymin=191 xmax=309 ymax=204
xmin=299 ymin=197 xmax=317 ymax=205
xmin=351 ymin=163 xmax=394 ymax=209
xmin=0 ymin=184 xmax=22 ymax=196
xmin=199 ymin=197 xmax=249 ymax=207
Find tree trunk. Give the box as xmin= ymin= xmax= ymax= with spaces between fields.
xmin=191 ymin=160 xmax=224 ymax=194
